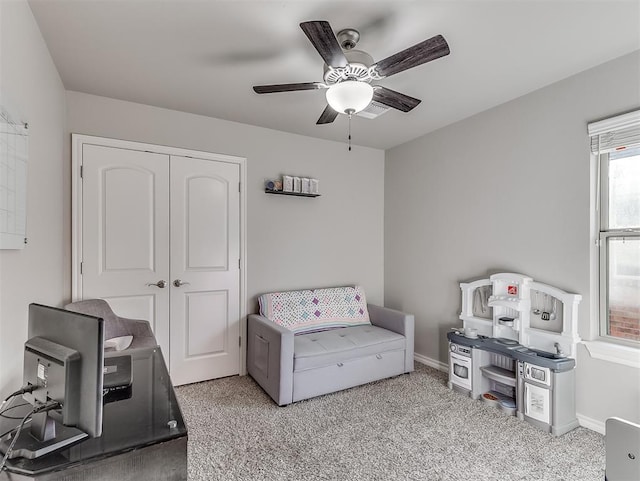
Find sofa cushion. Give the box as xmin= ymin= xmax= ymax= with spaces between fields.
xmin=258 ymin=286 xmax=370 ymax=334
xmin=293 ymin=325 xmax=405 ymax=371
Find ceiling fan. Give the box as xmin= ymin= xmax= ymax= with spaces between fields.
xmin=252 ymin=20 xmax=450 ymax=125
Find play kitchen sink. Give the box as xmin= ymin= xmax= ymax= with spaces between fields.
xmin=484 ymin=338 xmax=576 ymax=370
xmin=448 ymin=273 xmax=581 ymax=436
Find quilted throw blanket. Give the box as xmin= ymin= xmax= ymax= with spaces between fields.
xmin=258 ymin=286 xmax=370 ymax=334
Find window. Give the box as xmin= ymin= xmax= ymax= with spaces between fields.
xmin=591 ymin=111 xmax=640 ymax=345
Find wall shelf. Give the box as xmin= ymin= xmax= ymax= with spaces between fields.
xmin=265 ymin=189 xmax=320 ymax=198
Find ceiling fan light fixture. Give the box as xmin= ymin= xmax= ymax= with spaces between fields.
xmin=325 ymin=80 xmax=373 ymax=115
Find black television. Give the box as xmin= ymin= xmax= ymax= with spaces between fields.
xmin=0 ymin=304 xmax=105 ymax=459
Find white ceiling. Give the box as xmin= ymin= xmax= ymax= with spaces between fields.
xmin=29 ymin=0 xmax=640 ymax=150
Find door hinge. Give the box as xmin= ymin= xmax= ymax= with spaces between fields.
xmin=238 ymin=259 xmax=241 ymax=269
xmin=239 ymin=336 xmax=242 ymax=347
xmin=80 ymin=165 xmax=83 ymax=178
xmin=238 ymin=182 xmax=241 ymax=193
xmin=80 ymin=261 xmax=83 ymax=275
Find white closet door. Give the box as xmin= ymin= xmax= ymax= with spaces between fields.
xmin=81 ymin=144 xmax=171 ymax=355
xmin=169 ymin=155 xmax=240 ymax=385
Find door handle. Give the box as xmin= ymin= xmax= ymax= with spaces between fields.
xmin=173 ymin=279 xmax=191 ymax=288
xmin=146 ymin=280 xmax=167 ymax=288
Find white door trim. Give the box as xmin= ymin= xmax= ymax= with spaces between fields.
xmin=71 ymin=134 xmax=248 ymax=375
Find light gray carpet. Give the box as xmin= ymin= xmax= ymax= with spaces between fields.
xmin=175 ymin=364 xmax=605 ymax=480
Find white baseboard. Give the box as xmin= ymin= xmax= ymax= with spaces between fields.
xmin=414 ymin=352 xmax=448 ymax=372
xmin=577 ymin=414 xmax=605 ymax=435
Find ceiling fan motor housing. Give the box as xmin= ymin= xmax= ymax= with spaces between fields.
xmin=323 ymin=49 xmax=375 ymax=85
xmin=336 ymin=28 xmax=360 ymax=50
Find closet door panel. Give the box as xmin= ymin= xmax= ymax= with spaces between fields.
xmin=186 ymin=176 xmax=228 ymax=270
xmin=185 ymin=290 xmax=228 ymax=356
xmin=102 ymin=167 xmax=155 ymax=270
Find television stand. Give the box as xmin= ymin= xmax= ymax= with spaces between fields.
xmin=0 ymin=413 xmax=88 ymax=460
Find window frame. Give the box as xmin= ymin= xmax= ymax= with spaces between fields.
xmin=598 ymin=150 xmax=640 ymax=346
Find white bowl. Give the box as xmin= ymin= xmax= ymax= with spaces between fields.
xmin=104 ymin=335 xmax=133 ymax=352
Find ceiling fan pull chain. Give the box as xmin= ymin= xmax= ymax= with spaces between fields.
xmin=348 ymin=111 xmax=352 ymax=151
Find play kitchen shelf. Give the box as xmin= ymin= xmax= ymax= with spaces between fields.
xmin=480 ymin=364 xmax=516 ymax=386
xmin=449 ymin=272 xmax=582 ymax=436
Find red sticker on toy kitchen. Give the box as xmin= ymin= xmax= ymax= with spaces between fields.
xmin=507 ymin=285 xmax=518 ymax=295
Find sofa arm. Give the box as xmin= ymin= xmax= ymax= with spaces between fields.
xmin=368 ymin=304 xmax=414 ymax=373
xmin=247 ymin=314 xmax=295 ymax=406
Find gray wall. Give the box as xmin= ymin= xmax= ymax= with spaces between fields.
xmin=384 ymin=51 xmax=640 ymax=429
xmin=65 ymin=91 xmax=385 ymax=312
xmin=0 ymin=1 xmax=67 ymax=398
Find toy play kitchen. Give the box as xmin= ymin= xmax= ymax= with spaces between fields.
xmin=447 ymin=273 xmax=582 ymax=436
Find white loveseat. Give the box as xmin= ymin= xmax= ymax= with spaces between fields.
xmin=246 ymin=286 xmax=415 ymax=406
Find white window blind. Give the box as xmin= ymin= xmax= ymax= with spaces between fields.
xmin=589 ymin=110 xmax=640 ymax=154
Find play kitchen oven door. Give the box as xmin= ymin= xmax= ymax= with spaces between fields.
xmin=449 ymin=344 xmax=472 ymax=391
xmin=523 ymin=363 xmax=551 ymax=425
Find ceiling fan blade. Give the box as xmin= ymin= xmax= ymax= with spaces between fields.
xmin=373 ymin=86 xmax=421 ymax=112
xmin=300 ymin=21 xmax=348 ymax=69
xmin=253 ymin=82 xmax=326 ymax=94
xmin=316 ymin=105 xmax=339 ymax=124
xmin=373 ymin=34 xmax=450 ymax=78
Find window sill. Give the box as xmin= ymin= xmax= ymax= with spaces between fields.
xmin=581 ymin=340 xmax=640 ymax=368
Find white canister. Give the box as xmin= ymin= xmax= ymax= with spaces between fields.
xmin=310 ymin=178 xmax=319 ymax=194
xmin=293 ymin=176 xmax=302 ymax=193
xmin=301 ymin=178 xmax=310 ymax=194
xmin=464 ymin=327 xmax=478 ymax=339
xmin=282 ymin=175 xmax=294 ymax=192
